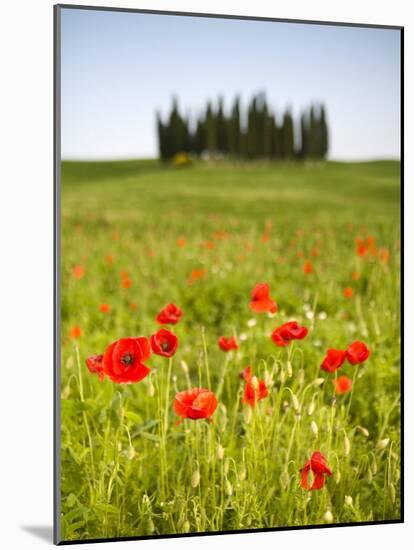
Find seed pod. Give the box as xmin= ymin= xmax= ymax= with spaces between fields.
xmin=217 ymin=444 xmax=225 ymax=460
xmin=345 ymin=495 xmax=353 ymax=506
xmin=323 ymin=510 xmax=333 ymax=523
xmin=344 ymin=434 xmax=351 ymax=456
xmin=310 ymin=421 xmax=318 ymax=437
xmin=377 ymin=438 xmax=390 ymax=450
xmin=225 ymin=479 xmax=233 ymax=496
xmin=191 ymin=469 xmax=200 ymax=488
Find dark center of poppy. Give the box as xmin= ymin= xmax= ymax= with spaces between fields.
xmin=121 ymin=353 xmax=134 ymax=366
xmin=161 ymin=341 xmax=170 ymax=351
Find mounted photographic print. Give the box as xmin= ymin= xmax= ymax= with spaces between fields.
xmin=54 ymin=4 xmax=403 ymax=544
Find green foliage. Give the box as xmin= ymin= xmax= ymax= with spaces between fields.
xmin=60 ymin=159 xmax=401 ymax=541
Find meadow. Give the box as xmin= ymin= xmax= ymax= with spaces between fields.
xmin=59 ymin=159 xmax=401 ymax=541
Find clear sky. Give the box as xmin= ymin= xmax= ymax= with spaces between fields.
xmin=60 ymin=8 xmax=401 ymax=161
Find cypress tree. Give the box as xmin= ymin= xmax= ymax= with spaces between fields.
xmin=320 ymin=104 xmax=329 ymax=159
xmin=205 ymin=102 xmax=216 ymax=155
xmin=281 ymin=110 xmax=294 ymax=159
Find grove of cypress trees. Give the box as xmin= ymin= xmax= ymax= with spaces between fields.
xmin=156 ymin=96 xmax=329 ymax=161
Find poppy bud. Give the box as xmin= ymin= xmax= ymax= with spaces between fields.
xmin=224 ymin=458 xmax=231 ymax=476
xmin=225 ymin=479 xmax=233 ymax=496
xmin=147 ymin=519 xmax=155 ymax=533
xmin=323 ymin=510 xmax=333 ymax=523
xmin=287 ymin=361 xmax=293 ymax=377
xmin=181 ymin=361 xmax=189 ymax=374
xmin=297 ymin=369 xmax=305 ymax=386
xmin=126 ymin=445 xmax=136 ymax=460
xmin=61 ymin=386 xmax=71 ymax=399
xmin=344 ymin=434 xmax=351 ymax=456
xmin=367 ymin=468 xmax=373 ymax=483
xmin=371 ymin=459 xmax=378 ymax=475
xmin=280 ymin=369 xmax=286 ymax=383
xmin=217 ymin=444 xmax=225 ymax=460
xmin=182 ymin=520 xmax=190 ymax=533
xmin=307 ymin=400 xmax=316 ymax=415
xmin=291 ymin=393 xmax=300 ymax=411
xmin=345 ymin=495 xmax=353 ymax=506
xmin=313 ymin=378 xmax=325 ymax=386
xmin=356 ymin=425 xmax=369 ymax=438
xmin=251 ymin=376 xmax=259 ymax=391
xmin=377 ymin=438 xmax=390 ymax=450
xmin=244 ymin=406 xmax=253 ymax=424
xmin=335 ymin=471 xmax=341 ymax=484
xmin=389 ymin=483 xmax=396 ymax=503
xmin=239 ymin=465 xmax=247 ymax=481
xmin=147 ymin=379 xmax=155 ymax=397
xmin=310 ymin=421 xmax=318 ymax=437
xmin=191 ymin=469 xmax=200 ymax=488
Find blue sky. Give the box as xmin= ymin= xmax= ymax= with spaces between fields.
xmin=61 ymin=8 xmax=401 ymax=161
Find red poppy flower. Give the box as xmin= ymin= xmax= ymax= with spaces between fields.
xmin=100 ymin=303 xmax=110 ymax=314
xmin=320 ymin=348 xmax=347 ymax=373
xmin=174 ymin=388 xmax=218 ymax=420
xmin=379 ymin=248 xmax=390 ymax=263
xmin=271 ymin=321 xmax=308 ymax=347
xmin=300 ymin=451 xmax=332 ymax=490
xmin=150 ymin=329 xmax=178 ymax=357
xmin=333 ymin=375 xmax=353 ymax=394
xmin=72 ymin=265 xmax=85 ymax=280
xmin=121 ymin=277 xmax=133 ymax=289
xmin=241 ymin=367 xmax=269 ymax=407
xmin=218 ymin=336 xmax=239 ymax=352
xmin=177 ymin=238 xmax=186 ymax=248
xmin=69 ymin=326 xmax=82 ymax=339
xmin=86 ymin=354 xmax=104 ymax=381
xmin=156 ymin=303 xmax=183 ymax=325
xmin=346 ymin=341 xmax=370 ymax=365
xmin=303 ymin=261 xmax=313 ymax=274
xmin=249 ymin=283 xmax=277 ymax=314
xmin=343 ymin=287 xmax=353 ymax=298
xmin=103 ymin=337 xmax=151 ymax=384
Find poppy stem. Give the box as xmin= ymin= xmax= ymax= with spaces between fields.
xmin=201 ymin=326 xmax=211 ymax=389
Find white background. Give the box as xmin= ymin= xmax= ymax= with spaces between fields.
xmin=0 ymin=0 xmax=410 ymax=548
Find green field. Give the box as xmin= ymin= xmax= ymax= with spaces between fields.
xmin=60 ymin=159 xmax=401 ymax=541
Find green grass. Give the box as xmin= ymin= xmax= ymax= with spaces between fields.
xmin=60 ymin=159 xmax=401 ymax=541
